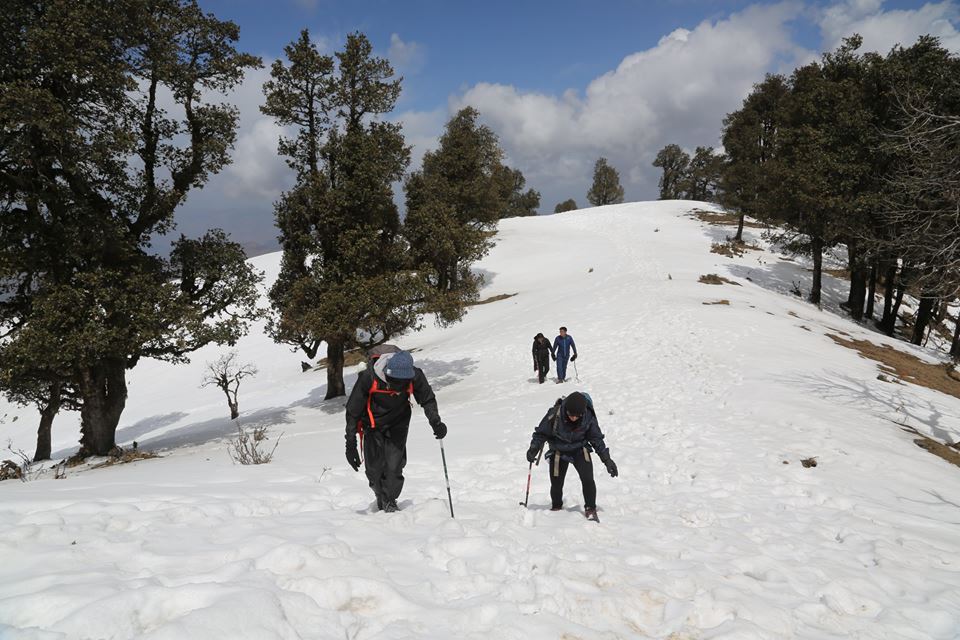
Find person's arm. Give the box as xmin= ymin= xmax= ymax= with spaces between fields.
xmin=412 ymin=368 xmax=441 ymax=427
xmin=528 ymin=410 xmax=553 ymax=455
xmin=532 ymin=340 xmax=538 ymax=368
xmin=344 ymin=370 xmax=371 ymax=442
xmin=551 ymin=337 xmax=559 ymax=359
xmin=585 ymin=411 xmax=617 ymax=476
xmin=570 ymin=336 xmax=578 ymax=358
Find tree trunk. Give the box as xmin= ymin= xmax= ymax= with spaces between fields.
xmin=324 ymin=339 xmax=346 ymax=399
xmin=951 ymin=313 xmax=960 ymax=359
xmin=864 ymin=260 xmax=877 ymax=320
xmin=734 ymin=214 xmax=745 ymax=243
xmin=889 ymin=281 xmax=907 ymax=338
xmin=845 ymin=241 xmax=867 ymax=321
xmin=911 ymin=295 xmax=936 ymax=346
xmin=878 ymin=261 xmax=898 ymax=334
xmin=229 ymin=401 xmax=239 ymax=420
xmin=809 ymin=235 xmax=823 ymax=306
xmin=33 ymin=381 xmax=62 ymax=462
xmin=78 ymin=358 xmax=128 ymax=456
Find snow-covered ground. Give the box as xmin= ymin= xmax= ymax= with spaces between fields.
xmin=2 ymin=201 xmax=959 ymax=639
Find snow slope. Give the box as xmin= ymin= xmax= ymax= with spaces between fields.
xmin=2 ymin=201 xmax=959 ymax=639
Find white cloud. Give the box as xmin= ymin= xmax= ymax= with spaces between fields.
xmin=388 ymin=34 xmax=426 ymax=74
xmin=451 ymin=3 xmax=812 ymax=207
xmin=819 ymin=0 xmax=960 ymax=54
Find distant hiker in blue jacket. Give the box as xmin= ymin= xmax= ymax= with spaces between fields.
xmin=526 ymin=391 xmax=617 ymax=520
xmin=552 ymin=326 xmax=577 ymax=383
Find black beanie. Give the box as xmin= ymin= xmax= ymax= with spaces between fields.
xmin=565 ymin=392 xmax=587 ymax=418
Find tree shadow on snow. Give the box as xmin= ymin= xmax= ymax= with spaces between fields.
xmin=132 ymin=405 xmax=295 ymax=452
xmin=416 ymin=358 xmax=478 ymax=390
xmin=727 ymin=261 xmax=849 ymax=311
xmin=783 ymin=370 xmax=960 ymax=446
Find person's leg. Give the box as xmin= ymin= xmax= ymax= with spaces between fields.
xmin=557 ymin=357 xmax=567 ymax=381
xmin=537 ymin=358 xmax=548 ymax=383
xmin=380 ymin=425 xmax=410 ymax=507
xmin=571 ymin=448 xmax=597 ymax=509
xmin=548 ymin=452 xmax=570 ymax=509
xmin=362 ymin=432 xmax=387 ymax=508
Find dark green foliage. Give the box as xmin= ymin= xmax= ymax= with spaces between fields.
xmin=493 ymin=165 xmax=540 ymax=217
xmin=587 ymin=157 xmax=625 ymax=206
xmin=554 ymin=199 xmax=578 ymax=213
xmin=0 ymin=0 xmax=263 ymax=455
xmin=262 ymin=31 xmax=420 ymax=397
xmin=683 ymin=147 xmax=724 ymax=202
xmin=404 ymin=107 xmax=524 ymax=322
xmin=652 ymin=145 xmax=690 ymax=200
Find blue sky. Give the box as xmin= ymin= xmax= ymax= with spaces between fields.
xmin=171 ymin=1 xmax=960 ymax=254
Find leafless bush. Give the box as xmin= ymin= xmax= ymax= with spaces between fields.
xmin=1 ymin=439 xmax=39 ymax=482
xmin=202 ymin=351 xmax=258 ymax=420
xmin=228 ymin=423 xmax=282 ymax=465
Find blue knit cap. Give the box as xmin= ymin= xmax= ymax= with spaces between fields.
xmin=384 ymin=350 xmax=416 ymax=379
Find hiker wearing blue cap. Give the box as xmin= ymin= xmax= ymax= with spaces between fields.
xmin=345 ymin=350 xmax=447 ymax=512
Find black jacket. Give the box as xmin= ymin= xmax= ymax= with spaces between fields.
xmin=532 ymin=337 xmax=554 ymax=365
xmin=529 ymin=396 xmax=610 ymax=460
xmin=345 ymin=367 xmax=441 ymax=442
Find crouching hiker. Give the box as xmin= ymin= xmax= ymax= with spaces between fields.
xmin=345 ymin=350 xmax=447 ymax=512
xmin=525 ymin=391 xmax=617 ymax=521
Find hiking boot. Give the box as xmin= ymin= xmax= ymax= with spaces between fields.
xmin=550 ymin=505 xmax=563 ymax=511
xmin=383 ymin=500 xmax=399 ymax=513
xmin=585 ymin=507 xmax=598 ymax=521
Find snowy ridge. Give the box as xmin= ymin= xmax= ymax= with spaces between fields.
xmin=1 ymin=201 xmax=959 ymax=639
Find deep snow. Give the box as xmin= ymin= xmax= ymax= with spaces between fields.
xmin=1 ymin=201 xmax=959 ymax=639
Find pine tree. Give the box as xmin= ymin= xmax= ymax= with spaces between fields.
xmin=403 ymin=107 xmax=510 ymax=322
xmin=554 ymin=199 xmax=578 ymax=213
xmin=586 ymin=157 xmax=625 ymax=206
xmin=492 ymin=165 xmax=540 ymax=217
xmin=261 ymin=31 xmax=421 ymax=398
xmin=652 ymin=145 xmax=690 ymax=200
xmin=719 ymin=74 xmax=789 ymax=241
xmin=0 ymin=0 xmax=263 ymax=456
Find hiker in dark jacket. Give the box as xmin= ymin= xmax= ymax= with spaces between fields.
xmin=345 ymin=350 xmax=447 ymax=512
xmin=526 ymin=392 xmax=617 ymax=519
xmin=531 ymin=333 xmax=554 ymax=384
xmin=552 ymin=326 xmax=577 ymax=383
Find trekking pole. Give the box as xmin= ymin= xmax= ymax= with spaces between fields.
xmin=519 ymin=446 xmax=544 ymax=508
xmin=439 ymin=440 xmax=455 ymax=518
xmin=573 ymin=359 xmax=580 ymax=382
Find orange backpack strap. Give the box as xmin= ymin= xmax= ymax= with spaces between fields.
xmin=365 ymin=378 xmax=415 ymax=430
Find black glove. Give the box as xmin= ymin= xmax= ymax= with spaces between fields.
xmin=534 ymin=363 xmax=538 ymax=371
xmin=571 ymin=354 xmax=577 ymax=362
xmin=432 ymin=421 xmax=447 ymax=440
xmin=526 ymin=446 xmax=539 ymax=463
xmin=346 ymin=440 xmax=361 ymax=471
xmin=603 ymin=457 xmax=618 ymax=478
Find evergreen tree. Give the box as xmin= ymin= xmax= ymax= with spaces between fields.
xmin=719 ymin=74 xmax=789 ymax=241
xmin=492 ymin=165 xmax=540 ymax=217
xmin=682 ymin=146 xmax=724 ymax=202
xmin=587 ymin=157 xmax=625 ymax=206
xmin=403 ymin=107 xmax=508 ymax=321
xmin=0 ymin=0 xmax=263 ymax=456
xmin=652 ymin=145 xmax=690 ymax=200
xmin=262 ymin=31 xmax=420 ymax=398
xmin=554 ymin=199 xmax=578 ymax=213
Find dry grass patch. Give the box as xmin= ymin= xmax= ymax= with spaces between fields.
xmin=699 ymin=274 xmax=742 ymax=286
xmin=710 ymin=241 xmax=762 ymax=258
xmin=692 ymin=210 xmax=766 ymax=228
xmin=317 ymin=349 xmax=366 ymax=369
xmin=468 ymin=292 xmax=517 ymax=306
xmin=827 ymin=334 xmax=960 ymax=400
xmin=703 ymin=300 xmax=730 ymax=306
xmin=90 ymin=449 xmax=159 ymax=469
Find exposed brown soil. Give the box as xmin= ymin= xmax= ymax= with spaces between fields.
xmin=702 ymin=300 xmax=730 ymax=305
xmin=827 ymin=334 xmax=960 ymax=401
xmin=90 ymin=449 xmax=160 ymax=469
xmin=711 ymin=241 xmax=762 ymax=258
xmin=692 ymin=210 xmax=766 ymax=228
xmin=699 ymin=274 xmax=742 ymax=286
xmin=468 ymin=292 xmax=518 ymax=306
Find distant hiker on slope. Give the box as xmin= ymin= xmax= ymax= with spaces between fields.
xmin=532 ymin=332 xmax=554 ymax=384
xmin=526 ymin=391 xmax=617 ymax=521
xmin=552 ymin=326 xmax=577 ymax=383
xmin=345 ymin=350 xmax=447 ymax=513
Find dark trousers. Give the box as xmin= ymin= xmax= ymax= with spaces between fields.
xmin=536 ymin=356 xmax=550 ymax=383
xmin=556 ymin=357 xmax=569 ymax=381
xmin=363 ymin=425 xmax=409 ymax=507
xmin=548 ymin=448 xmax=597 ymax=509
